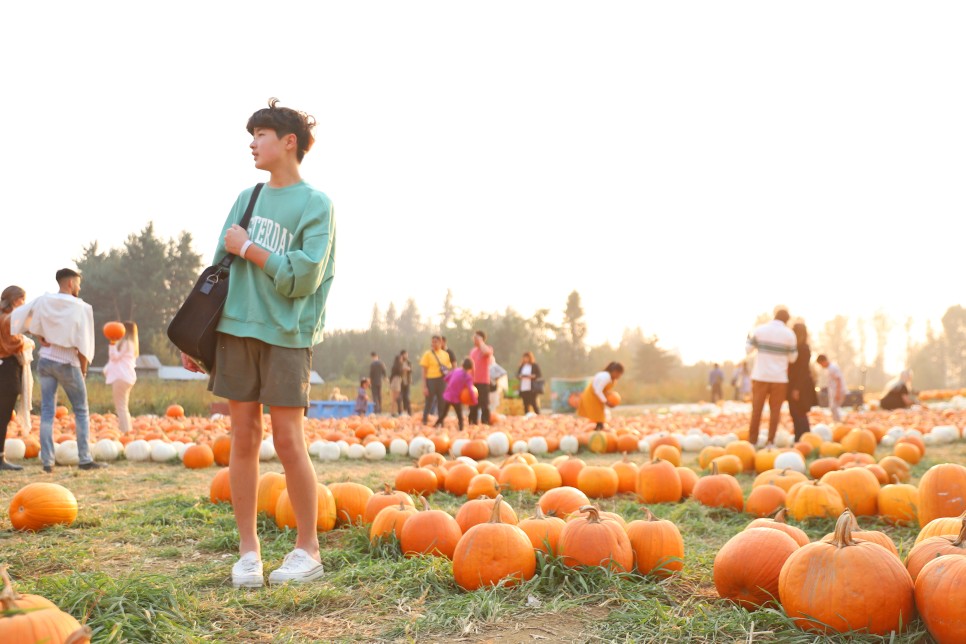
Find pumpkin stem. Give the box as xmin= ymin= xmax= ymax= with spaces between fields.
xmin=954 ymin=517 xmax=966 ymax=547
xmin=0 ymin=565 xmax=21 ymax=611
xmin=578 ymin=505 xmax=601 ymax=523
xmin=774 ymin=508 xmax=787 ymax=523
xmin=534 ymin=505 xmax=546 ymax=520
xmin=419 ymin=495 xmax=431 ymax=511
xmin=710 ymin=461 xmax=719 ymax=476
xmin=65 ymin=627 xmax=94 ymax=644
xmin=642 ymin=507 xmax=656 ymax=522
xmin=489 ymin=495 xmax=505 ymax=524
xmin=383 ymin=483 xmax=392 ymax=495
xmin=831 ymin=510 xmax=857 ymax=548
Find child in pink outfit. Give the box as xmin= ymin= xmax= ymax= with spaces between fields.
xmin=437 ymin=358 xmax=477 ymax=431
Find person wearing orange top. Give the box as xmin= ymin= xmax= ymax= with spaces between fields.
xmin=577 ymin=362 xmax=624 ymax=430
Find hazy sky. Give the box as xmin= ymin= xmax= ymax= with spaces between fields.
xmin=3 ymin=2 xmax=963 ymax=371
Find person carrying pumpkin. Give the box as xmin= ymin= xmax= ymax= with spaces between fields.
xmin=181 ymin=98 xmax=335 ymax=589
xmin=437 ymin=358 xmax=478 ymax=431
xmin=577 ymin=362 xmax=624 ymax=430
xmin=0 ymin=286 xmax=30 ymax=471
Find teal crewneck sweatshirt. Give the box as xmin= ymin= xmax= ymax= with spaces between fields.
xmin=213 ymin=181 xmax=335 ymax=348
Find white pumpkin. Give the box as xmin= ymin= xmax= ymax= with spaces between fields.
xmin=259 ymin=438 xmax=276 ymax=461
xmin=486 ymin=432 xmax=510 ymax=457
xmin=364 ymin=441 xmax=386 ymax=460
xmin=176 ymin=442 xmax=192 ymax=459
xmin=408 ymin=437 xmax=434 ymax=459
xmin=511 ymin=440 xmax=529 ymax=454
xmin=124 ymin=439 xmax=152 ymax=462
xmin=337 ymin=440 xmax=350 ymax=457
xmin=709 ymin=434 xmax=731 ymax=448
xmin=309 ymin=440 xmax=326 ymax=458
xmin=347 ymin=443 xmax=366 ymax=460
xmin=449 ymin=438 xmax=468 ymax=458
xmin=4 ymin=438 xmax=26 ymax=460
xmin=150 ymin=441 xmax=178 ymax=462
xmin=811 ymin=424 xmax=833 ymax=442
xmin=456 ymin=456 xmax=478 ymax=467
xmin=389 ymin=438 xmax=409 ymax=456
xmin=55 ymin=440 xmax=80 ymax=465
xmin=559 ymin=435 xmax=579 ymax=455
xmin=112 ymin=440 xmax=124 ymax=457
xmin=93 ymin=438 xmax=119 ymax=462
xmin=880 ymin=434 xmax=897 ymax=447
xmin=774 ymin=430 xmax=794 ymax=448
xmin=886 ymin=426 xmax=905 ymax=439
xmin=318 ymin=441 xmax=341 ymax=461
xmin=680 ymin=434 xmax=706 ymax=452
xmin=773 ymin=450 xmax=806 ymax=474
xmin=637 ymin=439 xmax=650 ymax=454
xmin=527 ymin=436 xmax=548 ymax=455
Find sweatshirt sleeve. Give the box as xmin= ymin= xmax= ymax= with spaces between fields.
xmin=593 ymin=372 xmax=611 ymax=402
xmin=263 ymin=195 xmax=335 ymax=299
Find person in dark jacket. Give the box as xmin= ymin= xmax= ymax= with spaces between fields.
xmin=369 ymin=352 xmax=386 ymax=414
xmin=787 ymin=321 xmax=818 ymax=440
xmin=880 ymin=370 xmax=915 ymax=410
xmin=517 ymin=352 xmax=543 ymax=415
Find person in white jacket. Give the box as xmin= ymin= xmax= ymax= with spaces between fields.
xmin=745 ymin=307 xmax=798 ymax=447
xmin=12 ymin=269 xmax=106 ymax=473
xmin=103 ymin=321 xmax=139 ymax=434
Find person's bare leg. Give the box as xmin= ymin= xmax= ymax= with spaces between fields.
xmin=229 ymin=400 xmax=263 ymax=556
xmin=272 ymin=406 xmax=320 ymax=561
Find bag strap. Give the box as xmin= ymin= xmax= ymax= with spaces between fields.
xmin=217 ymin=183 xmax=265 ymax=270
xmin=432 ymin=349 xmax=448 ymax=372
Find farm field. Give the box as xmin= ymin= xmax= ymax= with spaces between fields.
xmin=1 ymin=407 xmax=963 ymax=643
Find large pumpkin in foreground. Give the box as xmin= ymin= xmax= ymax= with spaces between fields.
xmin=452 ymin=496 xmax=536 ymax=591
xmin=9 ymin=483 xmax=78 ymax=532
xmin=714 ymin=528 xmax=799 ymax=609
xmin=778 ymin=510 xmax=914 ymax=635
xmin=0 ymin=567 xmax=91 ymax=643
xmin=918 ymin=463 xmax=966 ymax=528
xmin=915 ymin=553 xmax=966 ymax=643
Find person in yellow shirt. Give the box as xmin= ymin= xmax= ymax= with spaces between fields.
xmin=420 ymin=335 xmax=452 ymax=425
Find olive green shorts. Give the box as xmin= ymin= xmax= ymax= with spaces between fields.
xmin=209 ymin=333 xmax=312 ymax=408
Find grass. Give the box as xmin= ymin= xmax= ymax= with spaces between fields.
xmin=0 ymin=442 xmax=955 ymax=642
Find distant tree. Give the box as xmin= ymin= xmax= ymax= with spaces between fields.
xmin=909 ymin=321 xmax=946 ymax=390
xmin=818 ymin=315 xmax=858 ymax=384
xmin=941 ymin=305 xmax=966 ymax=386
xmin=398 ymin=298 xmax=421 ymax=337
xmin=868 ymin=309 xmax=893 ymax=390
xmin=440 ymin=289 xmax=456 ymax=331
xmin=76 ymin=223 xmax=202 ymax=364
xmin=385 ymin=302 xmax=398 ymax=331
xmin=370 ymin=304 xmax=383 ymax=332
xmin=635 ymin=336 xmax=679 ymax=383
xmin=560 ymin=290 xmax=588 ymax=375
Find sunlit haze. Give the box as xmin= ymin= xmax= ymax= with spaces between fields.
xmin=3 ymin=2 xmax=964 ymax=372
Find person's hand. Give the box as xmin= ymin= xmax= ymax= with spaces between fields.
xmin=38 ymin=336 xmax=50 ymax=348
xmin=225 ymin=224 xmax=251 ymax=256
xmin=181 ymin=352 xmax=203 ymax=373
xmin=791 ymin=389 xmax=800 ymax=401
xmin=423 ymin=386 xmax=429 ymax=397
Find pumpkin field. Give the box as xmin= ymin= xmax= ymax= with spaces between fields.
xmin=4 ymin=401 xmax=966 ymax=643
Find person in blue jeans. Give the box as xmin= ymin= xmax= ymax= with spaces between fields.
xmin=28 ymin=269 xmax=106 ymax=472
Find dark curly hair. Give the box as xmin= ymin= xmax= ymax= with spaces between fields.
xmin=246 ymin=98 xmax=316 ymax=162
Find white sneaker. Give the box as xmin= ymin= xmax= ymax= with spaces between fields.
xmin=231 ymin=552 xmax=264 ymax=589
xmin=268 ymin=548 xmax=324 ymax=585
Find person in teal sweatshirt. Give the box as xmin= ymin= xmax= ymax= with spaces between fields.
xmin=181 ymin=98 xmax=335 ymax=589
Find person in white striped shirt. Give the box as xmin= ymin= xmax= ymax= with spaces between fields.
xmin=745 ymin=307 xmax=798 ymax=447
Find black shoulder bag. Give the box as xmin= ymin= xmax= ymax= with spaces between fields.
xmin=167 ymin=184 xmax=264 ymax=373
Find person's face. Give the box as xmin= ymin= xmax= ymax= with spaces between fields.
xmin=474 ymin=335 xmax=483 ymax=347
xmin=431 ymin=338 xmax=440 ymax=350
xmin=13 ymin=293 xmax=25 ymax=308
xmin=250 ymin=127 xmax=295 ymax=172
xmin=613 ymin=370 xmax=623 ymax=381
xmin=69 ymin=278 xmax=81 ymax=297
xmin=401 ymin=352 xmax=408 ymax=360
xmin=522 ymin=354 xmax=531 ymax=364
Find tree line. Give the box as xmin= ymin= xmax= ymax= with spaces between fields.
xmin=71 ymin=224 xmax=966 ymax=397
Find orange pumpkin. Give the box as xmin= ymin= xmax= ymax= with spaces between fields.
xmin=538 ymin=486 xmax=590 ymax=518
xmin=517 ymin=505 xmax=566 ymax=555
xmin=102 ymin=321 xmax=125 ymax=342
xmin=556 ymin=457 xmax=586 ymax=488
xmin=274 ymin=484 xmax=337 ymax=532
xmin=905 ymin=517 xmax=966 ymax=582
xmin=714 ymin=528 xmax=799 ymax=609
xmin=400 ymin=497 xmax=462 ymax=559
xmin=576 ymin=465 xmax=619 ymax=499
xmin=209 ymin=469 xmax=232 ymax=505
xmin=745 ymin=509 xmax=809 ymax=548
xmin=0 ymin=567 xmax=90 ymax=643
xmin=744 ymin=484 xmax=787 ymax=518
xmin=915 ymin=549 xmax=966 ymax=643
xmin=255 ymin=472 xmax=287 ymax=517
xmin=452 ymin=495 xmax=536 ymax=590
xmin=626 ymin=508 xmax=684 ymax=577
xmin=778 ymin=511 xmax=914 ymax=635
xmin=395 ymin=466 xmax=438 ymax=496
xmin=8 ymin=483 xmax=78 ymax=532
xmin=364 ymin=484 xmax=414 ymax=524
xmin=918 ymin=463 xmax=966 ymax=528
xmin=212 ymin=435 xmax=232 ymax=467
xmin=785 ymin=480 xmax=844 ymax=522
xmin=636 ymin=458 xmax=682 ymax=504
xmin=558 ymin=505 xmax=633 ymax=571
xmin=369 ymin=501 xmax=417 ymax=543
xmin=455 ymin=496 xmax=518 ymax=533
xmin=692 ymin=463 xmax=744 ymax=512
xmin=328 ymin=482 xmax=374 ymax=527
xmin=182 ymin=444 xmax=214 ymax=469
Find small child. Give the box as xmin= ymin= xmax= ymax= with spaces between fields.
xmin=438 ymin=358 xmax=477 ymax=431
xmin=355 ymin=378 xmax=370 ymax=416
